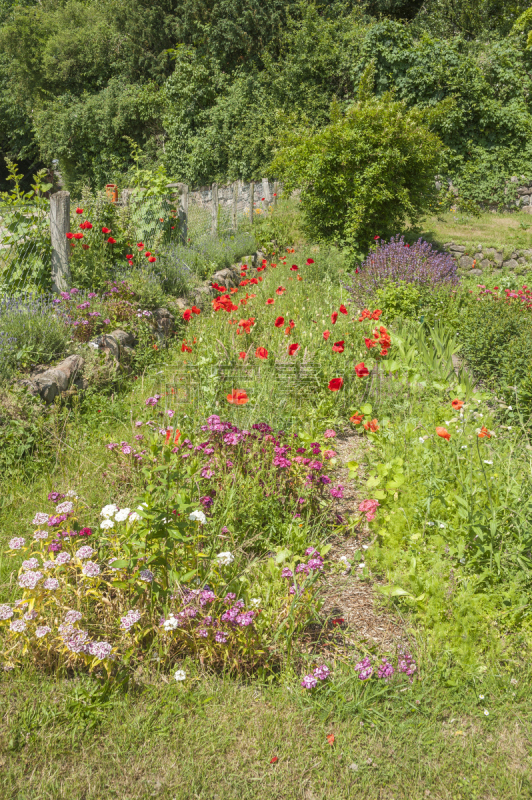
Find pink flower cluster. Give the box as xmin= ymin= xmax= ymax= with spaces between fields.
xmin=301 ymin=664 xmax=331 ymax=688
xmin=358 ymin=498 xmax=380 ymax=522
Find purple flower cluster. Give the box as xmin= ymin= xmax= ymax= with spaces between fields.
xmin=354 ymin=656 xmax=373 ymax=680
xmin=120 ymin=609 xmax=142 ymax=631
xmin=355 ymin=650 xmax=417 ymax=683
xmin=301 ymin=664 xmax=331 ymax=688
xmin=347 ymin=236 xmax=458 ymax=304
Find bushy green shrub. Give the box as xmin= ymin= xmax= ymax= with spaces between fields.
xmin=270 ymin=96 xmax=442 ymax=253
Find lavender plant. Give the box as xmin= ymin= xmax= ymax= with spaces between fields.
xmin=0 ymin=293 xmax=70 ymax=383
xmin=346 ymin=236 xmax=458 ymax=306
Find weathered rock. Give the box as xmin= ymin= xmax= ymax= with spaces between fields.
xmin=459 ymin=255 xmax=474 ymax=269
xmin=521 ymin=196 xmax=531 ymax=206
xmin=152 ymin=308 xmax=175 ymax=340
xmin=474 ymin=252 xmax=483 ymax=262
xmin=517 ymin=187 xmax=530 ymax=196
xmin=98 ymin=329 xmax=135 ymax=361
xmin=469 ymin=268 xmax=483 ymax=276
xmin=212 ymin=268 xmax=239 ymax=288
xmin=174 ymin=297 xmax=188 ymax=310
xmin=450 ymin=245 xmax=466 ymax=253
xmin=493 ymin=252 xmax=504 ymax=266
xmin=480 ymin=259 xmax=491 ymax=270
xmin=19 ymin=354 xmax=85 ymax=404
xmin=517 ymin=257 xmax=527 ymax=265
xmin=484 ymin=248 xmax=497 ymax=256
xmin=253 ymin=250 xmax=267 ymax=267
xmin=502 ymin=259 xmax=519 ymax=269
xmin=522 ymin=206 xmax=532 ymax=215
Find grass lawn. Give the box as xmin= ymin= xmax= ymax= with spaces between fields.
xmin=2 ymin=669 xmax=532 ymax=799
xmin=416 ymin=211 xmax=532 ymax=255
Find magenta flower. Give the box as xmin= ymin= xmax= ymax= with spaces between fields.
xmin=358 ymin=499 xmax=380 ymax=521
xmin=301 ymin=674 xmax=318 ymax=689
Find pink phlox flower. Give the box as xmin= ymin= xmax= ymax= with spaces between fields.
xmin=323 ymin=429 xmax=336 ymax=438
xmin=301 ymin=674 xmax=318 ymax=689
xmin=377 ymin=658 xmax=395 ymax=681
xmin=313 ymin=664 xmax=330 ymax=680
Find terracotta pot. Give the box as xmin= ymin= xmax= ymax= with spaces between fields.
xmin=105 ymin=184 xmax=118 ymax=203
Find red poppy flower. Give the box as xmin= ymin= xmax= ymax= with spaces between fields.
xmin=266 ymin=298 xmax=274 ymax=305
xmin=107 ymin=237 xmax=116 ymax=244
xmin=148 ymin=256 xmax=156 ymax=262
xmin=478 ymin=426 xmax=491 ymax=439
xmin=332 ymin=340 xmax=345 ymax=353
xmin=288 ymin=343 xmax=300 ymax=356
xmin=126 ymin=254 xmax=133 ymax=260
xmin=290 ymin=265 xmax=298 ymax=271
xmin=227 ymin=389 xmax=248 ymax=405
xmin=276 ymin=286 xmax=286 ymax=295
xmin=331 ymin=312 xmax=338 ymax=325
xmin=355 ymin=362 xmax=369 ymax=377
xmin=374 ymin=235 xmax=380 ymax=240
xmin=365 ymin=337 xmax=378 ymax=349
xmin=306 ymin=258 xmax=314 ymax=264
xmin=436 ymin=426 xmax=450 ymax=441
xmin=72 ymin=232 xmax=83 ymax=240
xmin=323 ymin=330 xmax=330 ymax=340
xmin=328 ymin=378 xmax=344 ymax=391
xmin=240 ymin=280 xmax=249 ymax=286
xmin=165 ymin=428 xmax=173 ymax=444
xmin=358 ymin=309 xmax=371 ymax=321
xmin=364 ymin=418 xmax=379 ymax=432
xmin=181 ymin=342 xmax=192 ymax=353
xmin=339 ymin=304 xmax=347 ymax=315
xmin=250 ymin=278 xmax=258 ymax=285
xmin=238 ymin=352 xmax=247 ymax=360
xmin=270 ymin=756 xmax=278 ymax=764
xmin=371 ymin=309 xmax=382 ymax=320
xmin=451 ymin=399 xmax=464 ymax=410
xmin=137 ymin=242 xmax=144 ymax=249
xmin=182 ymin=309 xmax=192 ymax=321
xmin=82 ymin=244 xmax=89 ymax=250
xmin=101 ymin=227 xmax=111 ymax=234
xmin=75 ymin=207 xmax=83 ymax=214
xmin=174 ymin=429 xmax=181 ymax=444
xmin=274 ymin=316 xmax=285 ymax=328
xmin=144 ymin=251 xmax=151 ymax=257
xmin=350 ymin=414 xmax=363 ymax=425
xmin=255 ymin=347 xmax=268 ymax=359
xmin=191 ymin=306 xmax=201 ymax=315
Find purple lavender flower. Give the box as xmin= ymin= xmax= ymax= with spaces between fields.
xmin=347 ymin=235 xmax=458 ymax=305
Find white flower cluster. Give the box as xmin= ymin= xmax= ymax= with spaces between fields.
xmin=100 ymin=504 xmax=140 ymax=529
xmin=189 ymin=510 xmax=206 ymax=525
xmin=217 ymin=551 xmax=234 ymax=567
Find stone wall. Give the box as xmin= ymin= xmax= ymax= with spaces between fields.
xmin=444 ymin=242 xmax=532 ymax=275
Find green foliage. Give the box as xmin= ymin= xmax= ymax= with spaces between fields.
xmin=270 ymin=96 xmax=442 ymax=252
xmin=374 ymin=281 xmax=423 ymax=321
xmin=0 ymin=161 xmax=52 ymax=293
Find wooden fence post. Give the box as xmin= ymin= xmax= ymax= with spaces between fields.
xmin=249 ymin=181 xmax=254 ymax=226
xmin=261 ymin=177 xmax=270 ymax=204
xmin=180 ymin=184 xmax=188 ymax=244
xmin=50 ymin=190 xmax=71 ymax=293
xmin=211 ymin=182 xmax=218 ymax=236
xmin=232 ymin=181 xmax=238 ymax=231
